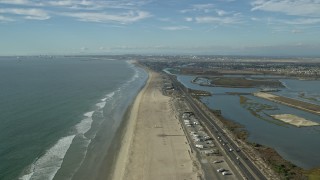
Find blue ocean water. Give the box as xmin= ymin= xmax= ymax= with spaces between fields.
xmin=0 ymin=56 xmax=148 ymax=180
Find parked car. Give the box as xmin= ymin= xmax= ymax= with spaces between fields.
xmin=217 ymin=168 xmax=225 ymax=172
xmin=213 ymin=160 xmax=223 ymax=163
xmin=222 ymin=171 xmax=232 ymax=175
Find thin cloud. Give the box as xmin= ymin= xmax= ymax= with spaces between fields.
xmin=47 ymin=0 xmax=105 ymax=11
xmin=60 ymin=0 xmax=151 ymax=10
xmin=47 ymin=0 xmax=117 ymax=10
xmin=0 ymin=0 xmax=45 ymax=6
xmin=80 ymin=47 xmax=88 ymax=51
xmin=0 ymin=8 xmax=50 ymax=20
xmin=0 ymin=0 xmax=152 ymax=23
xmin=0 ymin=0 xmax=32 ymax=5
xmin=185 ymin=17 xmax=193 ymax=22
xmin=0 ymin=15 xmax=14 ymax=21
xmin=193 ymin=4 xmax=215 ymax=10
xmin=61 ymin=10 xmax=151 ymax=24
xmin=250 ymin=17 xmax=260 ymax=21
xmin=195 ymin=16 xmax=242 ymax=24
xmin=48 ymin=0 xmax=93 ymax=6
xmin=180 ymin=3 xmax=215 ymax=13
xmin=161 ymin=26 xmax=190 ymax=30
xmin=251 ymin=0 xmax=320 ymax=17
xmin=292 ymin=29 xmax=303 ymax=34
xmin=267 ymin=17 xmax=320 ymax=25
xmin=216 ymin=9 xmax=228 ymax=16
xmin=158 ymin=18 xmax=170 ymax=21
xmin=285 ymin=18 xmax=320 ymax=25
xmin=0 ymin=0 xmax=151 ymax=9
xmin=181 ymin=3 xmax=243 ymax=26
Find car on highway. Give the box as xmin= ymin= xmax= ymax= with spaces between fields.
xmin=217 ymin=168 xmax=225 ymax=172
xmin=213 ymin=160 xmax=223 ymax=163
xmin=222 ymin=171 xmax=232 ymax=175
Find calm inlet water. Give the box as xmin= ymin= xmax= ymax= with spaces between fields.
xmin=0 ymin=57 xmax=148 ymax=180
xmin=176 ymin=74 xmax=320 ymax=169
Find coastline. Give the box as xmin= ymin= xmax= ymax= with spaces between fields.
xmin=94 ymin=83 xmax=148 ymax=180
xmin=110 ymin=68 xmax=197 ymax=180
xmin=66 ymin=63 xmax=148 ymax=180
xmin=108 ymin=67 xmax=151 ymax=180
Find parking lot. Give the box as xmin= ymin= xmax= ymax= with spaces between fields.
xmin=181 ymin=111 xmax=239 ymax=180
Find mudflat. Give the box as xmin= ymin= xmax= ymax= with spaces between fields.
xmin=111 ymin=70 xmax=197 ymax=180
xmin=271 ymin=114 xmax=319 ymax=127
xmin=254 ymin=92 xmax=320 ymax=115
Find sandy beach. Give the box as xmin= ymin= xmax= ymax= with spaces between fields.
xmin=111 ymin=69 xmax=197 ymax=180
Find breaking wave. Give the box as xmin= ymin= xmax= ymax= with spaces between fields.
xmin=18 ymin=61 xmax=146 ymax=180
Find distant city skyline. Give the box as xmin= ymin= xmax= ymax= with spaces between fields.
xmin=0 ymin=0 xmax=320 ymax=56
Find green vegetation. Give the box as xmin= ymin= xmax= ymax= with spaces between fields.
xmin=240 ymin=95 xmax=249 ymax=104
xmin=201 ymin=96 xmax=312 ymax=179
xmin=239 ymin=96 xmax=285 ymax=126
xmin=226 ymin=92 xmax=251 ymax=95
xmin=188 ymin=88 xmax=212 ymax=96
xmin=210 ymin=110 xmax=248 ymax=140
xmin=299 ymin=92 xmax=319 ymax=103
xmin=273 ymin=95 xmax=320 ymax=114
xmin=255 ymin=92 xmax=320 ymax=115
xmin=208 ymin=77 xmax=284 ymax=88
xmin=306 ymin=168 xmax=320 ymax=180
xmin=199 ymin=97 xmax=308 ymax=179
xmin=255 ymin=146 xmax=307 ymax=180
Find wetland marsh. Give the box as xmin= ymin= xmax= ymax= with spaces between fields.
xmin=177 ymin=74 xmax=320 ymax=169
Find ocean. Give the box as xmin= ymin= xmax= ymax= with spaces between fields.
xmin=0 ymin=56 xmax=148 ymax=180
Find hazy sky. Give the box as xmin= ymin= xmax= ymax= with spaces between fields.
xmin=0 ymin=0 xmax=320 ymax=56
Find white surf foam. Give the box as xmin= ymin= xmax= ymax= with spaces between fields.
xmin=19 ymin=163 xmax=35 ymax=180
xmin=125 ymin=61 xmax=141 ymax=84
xmin=129 ymin=70 xmax=139 ymax=83
xmin=101 ymin=97 xmax=107 ymax=102
xmin=19 ymin=135 xmax=76 ymax=180
xmin=101 ymin=91 xmax=115 ymax=102
xmin=19 ymin=64 xmax=146 ymax=180
xmin=76 ymin=117 xmax=93 ymax=135
xmin=68 ymin=138 xmax=92 ymax=180
xmin=106 ymin=91 xmax=115 ymax=99
xmin=96 ymin=102 xmax=106 ymax=108
xmin=77 ymin=112 xmax=95 ymax=135
xmin=83 ymin=111 xmax=94 ymax=118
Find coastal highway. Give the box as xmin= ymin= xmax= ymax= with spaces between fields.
xmin=169 ymin=75 xmax=267 ymax=180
